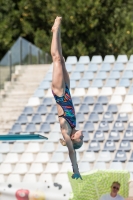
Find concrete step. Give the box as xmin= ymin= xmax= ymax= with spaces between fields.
xmin=0 ymin=64 xmax=51 ymax=134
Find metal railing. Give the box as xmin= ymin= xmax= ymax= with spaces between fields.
xmin=0 ymin=37 xmax=51 ymax=91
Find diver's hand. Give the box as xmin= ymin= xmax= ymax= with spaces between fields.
xmin=71 ymin=173 xmax=83 ymax=180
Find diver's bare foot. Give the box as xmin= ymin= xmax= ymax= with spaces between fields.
xmin=51 ymin=16 xmax=62 ymax=32
xmin=60 ymin=138 xmax=66 ymax=146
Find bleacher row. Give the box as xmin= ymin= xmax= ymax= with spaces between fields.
xmin=0 ymin=55 xmax=133 ymax=184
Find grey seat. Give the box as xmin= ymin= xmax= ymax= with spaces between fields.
xmin=11 ymin=123 xmax=22 ymax=134
xmin=83 ymin=96 xmax=95 ymax=105
xmin=44 ymin=73 xmax=52 ymax=81
xmin=93 ymin=103 xmax=104 ymax=113
xmin=33 ymin=89 xmax=45 ymax=98
xmin=82 ymin=131 xmax=90 ymax=142
xmin=119 ymin=140 xmax=131 ymax=151
xmin=91 ymin=79 xmax=103 ymax=88
xmin=97 ymin=96 xmax=108 ymax=104
xmin=78 ymin=56 xmax=90 ymax=64
xmin=116 ymin=55 xmax=128 ymax=63
xmin=96 ymin=72 xmax=107 ymax=80
xmin=102 ymin=112 xmax=114 ymax=122
xmin=56 ymin=143 xmax=68 ymax=152
xmin=72 ymin=97 xmax=81 ymax=105
xmin=93 ymin=131 xmax=104 ymax=142
xmin=108 ymin=130 xmax=120 ymax=141
xmin=79 ymin=103 xmax=90 ymax=114
xmin=78 ymin=80 xmax=89 ymax=88
xmin=113 ymin=121 xmax=124 ymax=131
xmin=91 ymin=55 xmax=103 ymax=63
xmin=127 ymin=122 xmax=133 ymax=130
xmin=39 ymin=81 xmax=50 ymax=90
xmin=114 ymin=150 xmax=127 ymax=162
xmin=39 ymin=122 xmax=51 ymax=133
xmin=81 ymin=151 xmax=95 ymax=162
xmin=98 ymin=121 xmax=109 ymax=132
xmin=50 ymin=152 xmax=64 ymax=163
xmin=66 ymin=56 xmax=77 ymax=64
xmin=107 ymin=104 xmax=118 ymax=113
xmin=103 ymin=140 xmax=116 ymax=151
xmin=17 ymin=114 xmax=28 ymax=124
xmin=128 ymin=86 xmax=133 ymax=95
xmin=117 ymin=113 xmax=128 ymax=122
xmin=46 ymin=113 xmax=56 ymax=123
xmin=66 ymin=64 xmax=73 ymax=72
xmin=23 ymin=106 xmax=34 ymax=115
xmin=87 ymin=140 xmax=100 ymax=152
xmin=50 ymin=105 xmax=58 ymax=114
xmin=25 ymin=123 xmax=36 ymax=133
xmin=83 ymin=121 xmax=94 ymax=132
xmin=11 ymin=142 xmax=25 ymax=153
xmin=70 ymin=80 xmax=76 ymax=89
xmin=129 ymin=151 xmax=133 ymax=161
xmin=75 ymin=64 xmax=85 ymax=72
xmin=122 ymin=70 xmax=133 ymax=79
xmin=70 ymin=72 xmax=81 ymax=80
xmin=100 ymin=63 xmax=111 ymax=71
xmin=82 ymin=71 xmax=94 ymax=80
xmin=31 ymin=114 xmax=42 ymax=124
xmin=118 ymin=79 xmax=130 ymax=87
xmin=41 ymin=142 xmax=55 ymax=153
xmin=126 ymin=63 xmax=133 ymax=70
xmin=88 ymin=112 xmax=99 ymax=122
xmin=0 ymin=143 xmax=10 ymax=153
xmin=113 ymin=63 xmax=124 ymax=71
xmin=42 ymin=97 xmax=54 ymax=106
xmin=123 ymin=130 xmax=133 ymax=141
xmin=97 ymin=151 xmax=111 ymax=162
xmin=37 ymin=105 xmax=47 ymax=115
xmin=129 ymin=55 xmax=133 ymax=62
xmin=109 ymin=71 xmax=120 ymax=79
xmin=76 ymin=122 xmax=80 ymax=130
xmin=88 ymin=63 xmax=98 ymax=72
xmin=76 ymin=112 xmax=85 ymax=123
xmin=105 ymin=79 xmax=117 ymax=87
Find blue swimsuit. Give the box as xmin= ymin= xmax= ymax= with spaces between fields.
xmin=52 ymin=84 xmax=76 ymax=129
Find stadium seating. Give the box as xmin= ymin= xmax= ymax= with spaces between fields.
xmin=1 ymin=54 xmax=133 ymax=199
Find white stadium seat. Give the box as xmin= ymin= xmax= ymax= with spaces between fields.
xmin=28 ymin=163 xmax=44 ymax=174
xmin=4 ymin=153 xmax=19 ymax=163
xmin=114 ymin=87 xmax=126 ymax=95
xmin=7 ymin=174 xmax=21 ymax=182
xmin=25 ymin=142 xmax=40 ymax=153
xmin=19 ymin=153 xmax=34 ymax=163
xmin=100 ymin=87 xmax=113 ymax=96
xmin=86 ymin=88 xmax=99 ymax=96
xmin=45 ymin=163 xmax=59 ymax=174
xmin=109 ymin=95 xmax=123 ymax=104
xmin=13 ymin=163 xmax=28 ymax=174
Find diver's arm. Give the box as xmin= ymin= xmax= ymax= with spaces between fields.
xmin=63 ymin=134 xmax=82 ymax=179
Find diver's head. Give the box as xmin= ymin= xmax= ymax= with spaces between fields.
xmin=71 ymin=129 xmax=84 ymax=149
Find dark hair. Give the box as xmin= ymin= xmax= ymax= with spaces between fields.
xmin=112 ymin=181 xmax=121 ymax=187
xmin=73 ymin=140 xmax=83 ymax=149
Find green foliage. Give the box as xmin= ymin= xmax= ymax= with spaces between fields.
xmin=0 ymin=0 xmax=133 ymax=59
